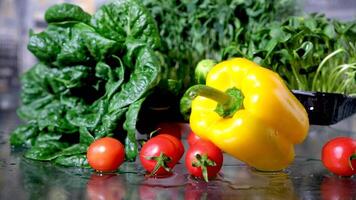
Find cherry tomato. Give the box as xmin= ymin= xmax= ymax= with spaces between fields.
xmin=155 ymin=134 xmax=184 ymax=159
xmin=187 ymin=131 xmax=203 ymax=146
xmin=87 ymin=137 xmax=125 ymax=172
xmin=140 ymin=135 xmax=183 ymax=176
xmin=156 ymin=122 xmax=182 ymax=139
xmin=321 ymin=137 xmax=356 ymax=176
xmin=185 ymin=140 xmax=223 ymax=182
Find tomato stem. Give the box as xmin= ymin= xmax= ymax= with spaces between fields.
xmin=350 ymin=154 xmax=356 ymax=160
xmin=145 ymin=152 xmax=172 ymax=176
xmin=148 ymin=128 xmax=161 ymax=138
xmin=350 ymin=154 xmax=356 ymax=171
xmin=192 ymin=153 xmax=216 ymax=182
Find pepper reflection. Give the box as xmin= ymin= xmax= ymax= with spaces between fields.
xmin=221 ymin=165 xmax=299 ymax=200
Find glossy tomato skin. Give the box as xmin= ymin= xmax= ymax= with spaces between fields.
xmin=155 ymin=134 xmax=184 ymax=159
xmin=185 ymin=140 xmax=223 ymax=180
xmin=156 ymin=122 xmax=182 ymax=139
xmin=321 ymin=137 xmax=356 ymax=176
xmin=87 ymin=137 xmax=125 ymax=172
xmin=140 ymin=136 xmax=181 ymax=175
xmin=187 ymin=131 xmax=202 ymax=146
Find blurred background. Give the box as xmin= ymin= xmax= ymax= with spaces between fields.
xmin=0 ymin=0 xmax=355 ymax=110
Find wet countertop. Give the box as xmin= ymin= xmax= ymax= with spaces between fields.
xmin=0 ymin=105 xmax=355 ymax=200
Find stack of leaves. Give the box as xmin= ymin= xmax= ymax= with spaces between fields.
xmin=223 ymin=14 xmax=356 ymax=94
xmin=143 ymin=0 xmax=298 ymax=92
xmin=10 ymin=0 xmax=162 ymax=166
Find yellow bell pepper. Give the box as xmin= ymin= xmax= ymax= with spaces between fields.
xmin=181 ymin=58 xmax=309 ymax=171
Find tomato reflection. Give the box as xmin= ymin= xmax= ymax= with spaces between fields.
xmin=139 ymin=184 xmax=182 ymax=200
xmin=138 ymin=172 xmax=186 ymax=200
xmin=184 ymin=179 xmax=222 ymax=200
xmin=321 ymin=176 xmax=356 ymax=200
xmin=86 ymin=173 xmax=126 ymax=200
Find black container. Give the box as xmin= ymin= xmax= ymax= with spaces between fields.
xmin=292 ymin=90 xmax=356 ymax=125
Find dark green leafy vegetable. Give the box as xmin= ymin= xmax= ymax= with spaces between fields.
xmin=223 ymin=14 xmax=356 ymax=94
xmin=24 ymin=140 xmax=69 ymax=161
xmin=11 ymin=1 xmax=161 ymax=166
xmin=144 ymin=0 xmax=355 ymax=95
xmin=108 ymin=41 xmax=161 ymax=111
xmin=143 ymin=0 xmax=298 ymax=91
xmin=10 ymin=122 xmax=39 ymax=147
xmin=123 ymin=98 xmax=146 ymax=161
xmin=44 ymin=3 xmax=91 ymax=24
xmin=27 ymin=26 xmax=68 ymax=63
xmin=91 ymin=0 xmax=160 ymax=49
xmin=54 ymin=154 xmax=89 ymax=167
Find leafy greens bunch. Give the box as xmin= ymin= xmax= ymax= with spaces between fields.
xmin=144 ymin=0 xmax=355 ymax=94
xmin=10 ymin=0 xmax=162 ymax=166
xmin=143 ymin=0 xmax=298 ymax=92
xmin=223 ymin=13 xmax=356 ymax=94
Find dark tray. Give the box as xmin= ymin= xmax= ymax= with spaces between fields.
xmin=292 ymin=90 xmax=356 ymax=125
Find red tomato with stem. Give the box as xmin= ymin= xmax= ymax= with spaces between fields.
xmin=156 ymin=122 xmax=182 ymax=139
xmin=187 ymin=131 xmax=203 ymax=146
xmin=185 ymin=140 xmax=223 ymax=182
xmin=155 ymin=134 xmax=184 ymax=159
xmin=140 ymin=135 xmax=183 ymax=176
xmin=87 ymin=137 xmax=125 ymax=172
xmin=321 ymin=137 xmax=356 ymax=176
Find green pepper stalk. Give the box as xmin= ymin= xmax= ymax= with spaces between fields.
xmin=180 ymin=84 xmax=244 ymax=121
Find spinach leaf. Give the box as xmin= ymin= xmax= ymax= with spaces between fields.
xmin=10 ymin=122 xmax=39 ymax=148
xmin=24 ymin=141 xmax=69 ymax=161
xmin=109 ymin=42 xmax=161 ymax=112
xmin=45 ymin=3 xmax=91 ymax=24
xmin=91 ymin=0 xmax=160 ymax=49
xmin=25 ymin=136 xmax=87 ymax=163
xmin=57 ymin=144 xmax=88 ymax=157
xmin=93 ymin=108 xmax=128 ymax=139
xmin=57 ymin=23 xmax=92 ymax=65
xmin=123 ymin=98 xmax=146 ymax=161
xmin=11 ymin=1 xmax=163 ymax=165
xmin=47 ymin=65 xmax=91 ymax=92
xmin=82 ymin=30 xmax=119 ymax=61
xmin=54 ymin=154 xmax=89 ymax=168
xmin=27 ymin=25 xmax=71 ymax=63
xmin=27 ymin=31 xmax=62 ymax=62
xmin=79 ymin=127 xmax=94 ymax=145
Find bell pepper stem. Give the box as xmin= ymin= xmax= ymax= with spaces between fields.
xmin=180 ymin=85 xmax=244 ymax=120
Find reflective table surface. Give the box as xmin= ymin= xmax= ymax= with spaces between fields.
xmin=0 ymin=107 xmax=355 ymax=200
